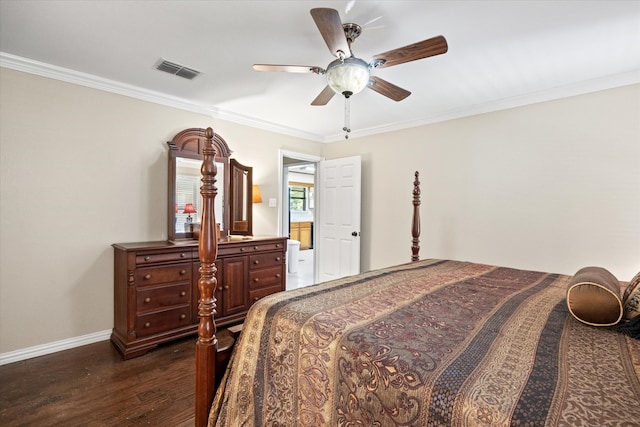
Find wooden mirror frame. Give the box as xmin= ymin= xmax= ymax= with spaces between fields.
xmin=229 ymin=159 xmax=253 ymax=236
xmin=167 ymin=128 xmax=232 ymax=241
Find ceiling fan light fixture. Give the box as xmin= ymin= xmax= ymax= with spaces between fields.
xmin=326 ymin=57 xmax=370 ymax=98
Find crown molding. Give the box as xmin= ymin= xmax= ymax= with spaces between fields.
xmin=2 ymin=52 xmax=638 ymax=144
xmin=324 ymin=70 xmax=640 ymax=142
xmin=0 ymin=52 xmax=325 ymax=142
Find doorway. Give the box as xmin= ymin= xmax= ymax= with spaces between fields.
xmin=280 ymin=151 xmax=321 ymax=290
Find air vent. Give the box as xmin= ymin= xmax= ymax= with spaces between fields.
xmin=154 ymin=59 xmax=200 ymax=80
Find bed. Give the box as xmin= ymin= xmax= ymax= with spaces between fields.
xmin=194 ymin=128 xmax=640 ymax=426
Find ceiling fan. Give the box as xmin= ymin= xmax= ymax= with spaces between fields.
xmin=253 ymin=8 xmax=448 ymax=137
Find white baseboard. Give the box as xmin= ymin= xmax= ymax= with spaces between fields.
xmin=0 ymin=330 xmax=112 ymax=366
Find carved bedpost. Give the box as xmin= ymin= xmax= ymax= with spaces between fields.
xmin=195 ymin=127 xmax=218 ymax=427
xmin=411 ymin=171 xmax=421 ymax=262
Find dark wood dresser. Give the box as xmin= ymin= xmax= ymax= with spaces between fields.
xmin=111 ymin=236 xmax=287 ymax=359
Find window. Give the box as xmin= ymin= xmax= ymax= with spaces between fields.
xmin=289 ymin=186 xmax=307 ymax=211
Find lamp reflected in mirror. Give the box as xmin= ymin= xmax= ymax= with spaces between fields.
xmin=183 ymin=203 xmax=196 ymax=223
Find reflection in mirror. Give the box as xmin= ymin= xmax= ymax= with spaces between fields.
xmin=175 ymin=157 xmax=225 ymax=235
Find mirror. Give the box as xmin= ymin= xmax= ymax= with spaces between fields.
xmin=167 ymin=128 xmax=232 ymax=241
xmin=229 ymin=159 xmax=253 ymax=236
xmin=174 ymin=157 xmax=226 ymax=237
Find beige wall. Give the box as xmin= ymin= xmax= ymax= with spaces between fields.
xmin=0 ymin=68 xmax=321 ymax=354
xmin=1 ymin=67 xmax=639 ymax=356
xmin=324 ymin=84 xmax=640 ymax=279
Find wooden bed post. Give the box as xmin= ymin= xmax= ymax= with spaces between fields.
xmin=195 ymin=127 xmax=218 ymax=427
xmin=411 ymin=171 xmax=421 ymax=261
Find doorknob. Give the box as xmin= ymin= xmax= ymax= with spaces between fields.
xmin=351 ymin=231 xmax=359 ymax=237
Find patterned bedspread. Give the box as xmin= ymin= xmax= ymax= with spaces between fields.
xmin=210 ymin=259 xmax=640 ymax=426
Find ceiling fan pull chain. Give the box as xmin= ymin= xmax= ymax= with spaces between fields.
xmin=343 ymin=97 xmax=351 ymax=139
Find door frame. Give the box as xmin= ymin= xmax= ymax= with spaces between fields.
xmin=278 ymin=150 xmax=322 ymax=238
xmin=279 ymin=150 xmax=322 ymax=284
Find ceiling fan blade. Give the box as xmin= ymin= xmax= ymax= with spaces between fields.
xmin=253 ymin=64 xmax=324 ymax=74
xmin=310 ymin=8 xmax=351 ymax=58
xmin=311 ymin=85 xmax=336 ymax=106
xmin=367 ymin=76 xmax=411 ymax=101
xmin=371 ymin=35 xmax=448 ymax=69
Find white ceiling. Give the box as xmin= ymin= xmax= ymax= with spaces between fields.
xmin=1 ymin=0 xmax=639 ymax=142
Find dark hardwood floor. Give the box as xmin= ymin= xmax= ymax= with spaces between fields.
xmin=0 ymin=336 xmax=198 ymax=426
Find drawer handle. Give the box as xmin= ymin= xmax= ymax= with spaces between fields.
xmin=144 ymin=297 xmax=151 ymax=303
xmin=254 ymin=260 xmax=260 ymax=265
xmin=254 ymin=278 xmax=259 ymax=283
xmin=180 ymin=314 xmax=186 ymax=320
xmin=254 ymin=297 xmax=259 ymax=301
xmin=144 ymin=274 xmax=151 ymax=280
xmin=144 ymin=256 xmax=151 ymax=261
xmin=275 ymin=274 xmax=281 ymax=278
xmin=253 ymin=246 xmax=259 ymax=250
xmin=144 ymin=322 xmax=151 ymax=328
xmin=180 ymin=253 xmax=187 ymax=258
xmin=275 ymin=257 xmax=281 ymax=262
xmin=180 ymin=291 xmax=186 ymax=296
xmin=276 ymin=244 xmax=281 ymax=248
xmin=224 ymin=285 xmax=229 ymax=290
xmin=180 ymin=269 xmax=187 ymax=275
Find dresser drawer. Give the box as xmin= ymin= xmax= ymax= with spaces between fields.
xmin=136 ymin=306 xmax=191 ymax=337
xmin=135 ymin=250 xmax=194 ymax=265
xmin=249 ymin=252 xmax=285 ymax=270
xmin=249 ymin=285 xmax=283 ymax=305
xmin=249 ymin=241 xmax=285 ymax=252
xmin=136 ymin=263 xmax=191 ymax=287
xmin=249 ymin=266 xmax=284 ymax=290
xmin=218 ymin=241 xmax=285 ymax=257
xmin=136 ymin=283 xmax=191 ymax=313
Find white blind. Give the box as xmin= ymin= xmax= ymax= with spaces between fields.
xmin=175 ymin=175 xmax=200 ymax=232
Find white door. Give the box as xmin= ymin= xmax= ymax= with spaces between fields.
xmin=316 ymin=155 xmax=361 ymax=282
